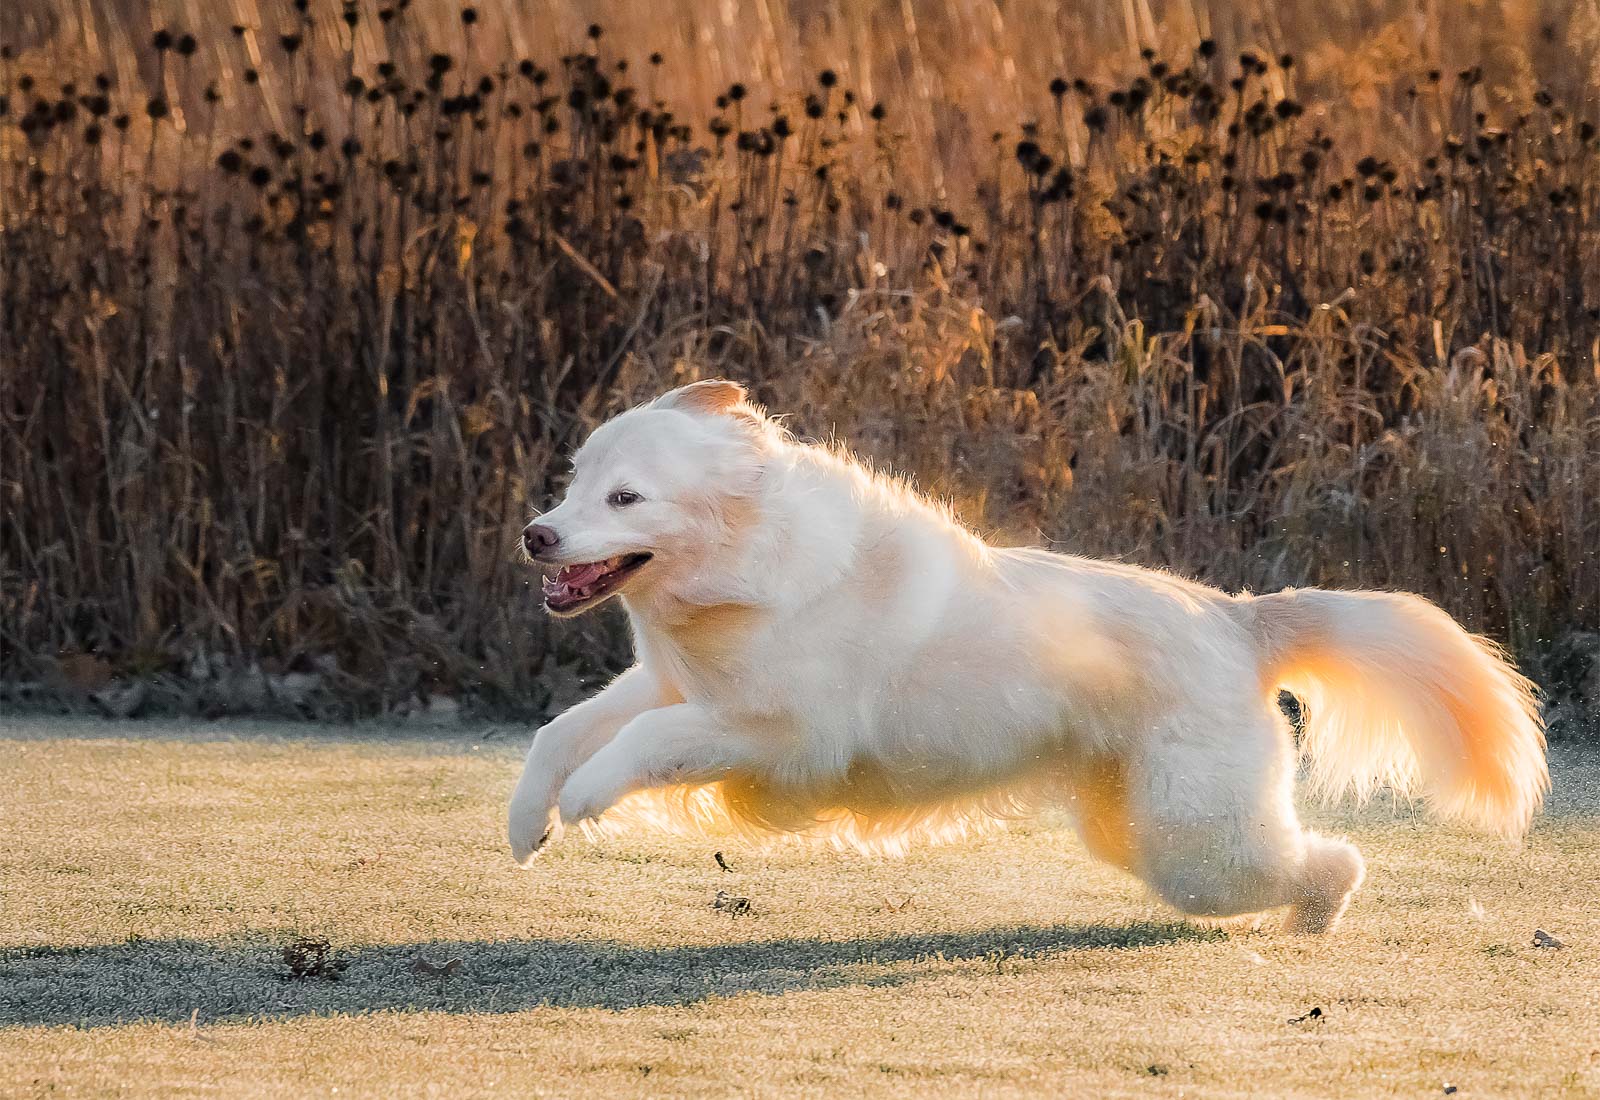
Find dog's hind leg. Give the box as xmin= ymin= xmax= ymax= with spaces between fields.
xmin=1281 ymin=833 xmax=1366 ymax=934
xmin=1130 ymin=708 xmax=1366 ymax=933
xmin=1066 ymin=756 xmax=1140 ymax=872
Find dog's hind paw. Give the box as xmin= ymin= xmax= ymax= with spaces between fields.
xmin=557 ymin=786 xmax=610 ymax=829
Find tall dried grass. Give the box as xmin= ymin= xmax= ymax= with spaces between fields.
xmin=1 ymin=1 xmax=1596 ymax=719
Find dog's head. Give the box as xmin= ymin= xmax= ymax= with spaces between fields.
xmin=524 ymin=380 xmax=769 ymax=616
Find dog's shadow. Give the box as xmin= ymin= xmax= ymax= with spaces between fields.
xmin=0 ymin=921 xmax=1214 ymax=1028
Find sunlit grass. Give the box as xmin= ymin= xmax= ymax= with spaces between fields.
xmin=2 ymin=716 xmax=1597 ymax=1097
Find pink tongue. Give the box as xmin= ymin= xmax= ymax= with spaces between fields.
xmin=558 ymin=560 xmax=610 ymax=587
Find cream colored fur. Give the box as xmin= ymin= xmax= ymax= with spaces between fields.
xmin=507 ymin=381 xmax=1549 ymax=932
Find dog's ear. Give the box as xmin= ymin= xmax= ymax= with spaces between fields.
xmin=657 ymin=379 xmax=750 ymax=417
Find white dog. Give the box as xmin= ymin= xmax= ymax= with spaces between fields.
xmin=508 ymin=380 xmax=1548 ymax=932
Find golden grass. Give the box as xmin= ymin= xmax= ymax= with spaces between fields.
xmin=3 ymin=716 xmax=1597 ymax=1098
xmin=32 ymin=0 xmax=1600 ymax=169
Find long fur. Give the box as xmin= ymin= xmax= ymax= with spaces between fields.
xmin=1244 ymin=588 xmax=1549 ymax=837
xmin=509 ymin=381 xmax=1550 ymax=931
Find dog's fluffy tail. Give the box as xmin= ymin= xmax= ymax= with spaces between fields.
xmin=1243 ymin=588 xmax=1548 ymax=837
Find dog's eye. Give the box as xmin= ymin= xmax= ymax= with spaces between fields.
xmin=607 ymin=489 xmax=643 ymax=507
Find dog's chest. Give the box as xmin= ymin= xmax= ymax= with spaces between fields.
xmin=642 ymin=605 xmax=788 ymax=710
xmin=643 ymin=605 xmax=883 ymax=727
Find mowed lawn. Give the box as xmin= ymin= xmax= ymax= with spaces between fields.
xmin=2 ymin=717 xmax=1597 ymax=1099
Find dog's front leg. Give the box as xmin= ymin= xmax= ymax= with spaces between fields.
xmin=507 ymin=665 xmax=676 ymax=865
xmin=556 ymin=704 xmax=750 ymax=827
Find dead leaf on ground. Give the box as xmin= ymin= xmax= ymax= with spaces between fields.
xmin=880 ymin=895 xmax=916 ymax=913
xmin=712 ymin=890 xmax=752 ymax=916
xmin=411 ymin=957 xmax=463 ymax=978
xmin=281 ymin=938 xmax=348 ymax=980
xmin=1533 ymin=929 xmax=1567 ymax=950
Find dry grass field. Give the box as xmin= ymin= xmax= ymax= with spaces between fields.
xmin=2 ymin=715 xmax=1597 ymax=1098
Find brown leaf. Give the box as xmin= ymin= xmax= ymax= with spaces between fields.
xmin=281 ymin=938 xmax=347 ymax=980
xmin=455 ymin=217 xmax=477 ymax=274
xmin=712 ymin=890 xmax=752 ymax=916
xmin=412 ymin=957 xmax=463 ymax=978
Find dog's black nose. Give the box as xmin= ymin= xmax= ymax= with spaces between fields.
xmin=523 ymin=523 xmax=559 ymax=558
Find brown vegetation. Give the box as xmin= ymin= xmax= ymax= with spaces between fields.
xmin=1 ymin=1 xmax=1597 ymax=719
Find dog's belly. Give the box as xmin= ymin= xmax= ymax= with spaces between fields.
xmin=712 ymin=598 xmax=1137 ymax=811
xmin=833 ymin=744 xmax=1064 ymax=809
xmin=748 ymin=692 xmax=1084 ymax=816
xmin=714 ymin=726 xmax=1097 ymax=846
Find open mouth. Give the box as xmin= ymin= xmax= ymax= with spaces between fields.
xmin=541 ymin=553 xmax=652 ymax=614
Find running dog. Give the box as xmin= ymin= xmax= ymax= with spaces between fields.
xmin=507 ymin=380 xmax=1547 ymax=932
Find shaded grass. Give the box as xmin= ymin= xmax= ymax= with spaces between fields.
xmin=0 ymin=923 xmax=1213 ymax=1024
xmin=2 ymin=717 xmax=1598 ymax=1098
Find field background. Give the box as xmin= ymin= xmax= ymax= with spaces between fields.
xmin=3 ymin=715 xmax=1598 ymax=1098
xmin=2 ymin=0 xmax=1598 ymax=725
xmin=5 ymin=7 xmax=1598 ymax=1096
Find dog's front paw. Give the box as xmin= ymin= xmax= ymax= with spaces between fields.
xmin=509 ymin=823 xmax=557 ymax=868
xmin=557 ymin=780 xmax=615 ymax=829
xmin=507 ymin=799 xmax=560 ymax=868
